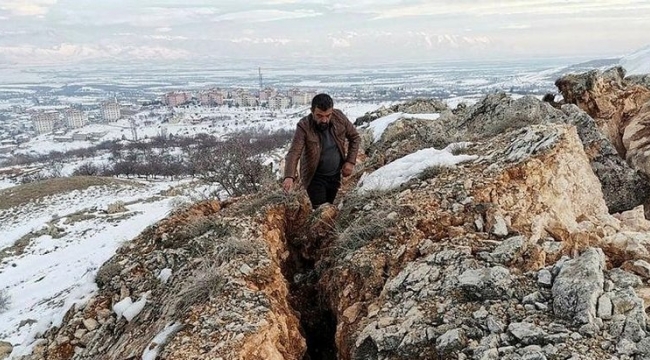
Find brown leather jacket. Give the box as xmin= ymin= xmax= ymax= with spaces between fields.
xmin=284 ymin=108 xmax=360 ymax=187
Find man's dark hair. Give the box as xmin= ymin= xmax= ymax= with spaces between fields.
xmin=311 ymin=93 xmax=333 ymax=111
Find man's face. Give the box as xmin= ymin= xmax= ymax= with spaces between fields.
xmin=313 ymin=107 xmax=333 ymax=130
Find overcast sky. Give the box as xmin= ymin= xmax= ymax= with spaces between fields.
xmin=1 ymin=0 xmax=649 ymax=67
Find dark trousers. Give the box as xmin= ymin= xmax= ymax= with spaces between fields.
xmin=306 ymin=173 xmax=341 ymax=209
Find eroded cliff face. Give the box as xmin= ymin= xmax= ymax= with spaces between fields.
xmin=556 ymin=67 xmax=650 ymax=178
xmin=555 ymin=67 xmax=650 ymax=158
xmin=14 ymin=72 xmax=650 ymax=360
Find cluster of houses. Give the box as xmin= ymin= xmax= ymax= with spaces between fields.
xmin=20 ymin=87 xmax=316 ymax=138
xmin=30 ymin=100 xmax=121 ymax=135
xmin=163 ymin=88 xmax=317 ymax=109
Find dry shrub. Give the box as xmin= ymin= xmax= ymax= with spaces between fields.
xmin=163 ymin=218 xmax=231 ymax=250
xmin=214 ymin=237 xmax=258 ymax=266
xmin=0 ymin=290 xmax=9 ymax=313
xmin=175 ymin=263 xmax=226 ymax=314
xmin=106 ymin=201 xmax=127 ymax=214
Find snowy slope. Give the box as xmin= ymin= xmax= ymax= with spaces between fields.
xmin=0 ymin=178 xmax=211 ymax=357
xmin=620 ymin=45 xmax=650 ymax=75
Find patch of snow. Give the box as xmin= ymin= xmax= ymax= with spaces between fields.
xmin=141 ymin=322 xmax=183 ymax=360
xmin=113 ymin=297 xmax=133 ymax=318
xmin=404 ymin=113 xmax=441 ymax=121
xmin=158 ymin=268 xmax=172 ymax=284
xmin=367 ymin=112 xmax=441 ymax=143
xmin=367 ymin=112 xmax=405 ymax=142
xmin=358 ymin=142 xmax=478 ymax=193
xmin=122 ymin=293 xmax=148 ymax=322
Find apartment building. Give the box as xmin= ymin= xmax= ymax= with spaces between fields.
xmin=101 ymin=101 xmax=121 ymax=122
xmin=234 ymin=92 xmax=258 ymax=107
xmin=164 ymin=92 xmax=191 ymax=107
xmin=268 ymin=95 xmax=291 ymax=109
xmin=198 ymin=89 xmax=224 ymax=106
xmin=65 ymin=108 xmax=87 ymax=128
xmin=32 ymin=111 xmax=59 ymax=134
xmin=259 ymin=88 xmax=278 ymax=102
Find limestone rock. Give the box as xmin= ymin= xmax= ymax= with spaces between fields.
xmin=561 ymin=104 xmax=650 ymax=213
xmin=552 ymin=248 xmax=605 ymax=325
xmin=458 ymin=266 xmax=512 ymax=300
xmin=0 ymin=341 xmax=12 ymax=360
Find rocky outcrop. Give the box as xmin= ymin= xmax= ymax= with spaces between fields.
xmin=623 ymin=101 xmax=650 ymax=180
xmin=362 ymin=91 xmax=649 ymax=215
xmin=320 ymin=121 xmax=650 ymax=359
xmin=354 ymin=98 xmax=448 ymax=126
xmin=0 ymin=342 xmax=12 ymax=360
xmin=555 ymin=66 xmax=650 ymax=159
xmin=561 ymin=104 xmax=650 ymax=214
xmin=627 ymin=74 xmax=650 ymax=90
xmin=11 ymin=71 xmax=650 ymax=360
xmin=455 ymin=92 xmax=566 ymax=139
xmin=556 ymin=67 xmax=650 ymax=217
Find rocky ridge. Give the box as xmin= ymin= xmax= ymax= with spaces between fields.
xmin=6 ymin=67 xmax=650 ymax=360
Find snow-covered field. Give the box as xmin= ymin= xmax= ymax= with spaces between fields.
xmin=0 ymin=178 xmax=217 ymax=357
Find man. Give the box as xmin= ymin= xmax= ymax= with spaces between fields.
xmin=283 ymin=93 xmax=360 ymax=209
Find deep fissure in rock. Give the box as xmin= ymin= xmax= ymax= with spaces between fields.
xmin=281 ymin=205 xmax=338 ymax=360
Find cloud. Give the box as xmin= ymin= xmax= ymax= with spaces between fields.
xmin=0 ymin=0 xmax=57 ymax=16
xmin=330 ymin=37 xmax=350 ymax=48
xmin=0 ymin=43 xmax=190 ymax=64
xmin=145 ymin=34 xmax=189 ymax=41
xmin=230 ymin=37 xmax=292 ymax=44
xmin=370 ymin=0 xmax=650 ymax=19
xmin=501 ymin=24 xmax=531 ymax=30
xmin=57 ymin=5 xmax=220 ymax=27
xmin=213 ymin=9 xmax=321 ymax=22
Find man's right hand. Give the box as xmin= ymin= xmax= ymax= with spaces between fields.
xmin=282 ymin=177 xmax=294 ymax=193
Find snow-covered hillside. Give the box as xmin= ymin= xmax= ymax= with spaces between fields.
xmin=620 ymin=45 xmax=650 ymax=75
xmin=0 ymin=177 xmax=217 ymax=357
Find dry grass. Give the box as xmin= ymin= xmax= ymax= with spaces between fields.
xmin=417 ymin=165 xmax=452 ymax=181
xmin=164 ymin=217 xmax=231 ymax=249
xmin=0 ymin=176 xmax=138 ymax=210
xmin=214 ymin=237 xmax=258 ymax=266
xmin=229 ymin=190 xmax=303 ymax=217
xmin=0 ymin=290 xmax=9 ymax=313
xmin=64 ymin=212 xmax=97 ymax=225
xmin=332 ymin=213 xmax=395 ymax=260
xmin=175 ymin=263 xmax=226 ymax=314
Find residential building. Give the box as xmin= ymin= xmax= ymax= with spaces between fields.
xmin=268 ymin=95 xmax=291 ymax=109
xmin=72 ymin=133 xmax=89 ymax=141
xmin=32 ymin=111 xmax=59 ymax=134
xmin=287 ymin=88 xmax=301 ymax=97
xmin=259 ymin=88 xmax=277 ymax=102
xmin=233 ymin=91 xmax=257 ymax=107
xmin=291 ymin=93 xmax=312 ymax=106
xmin=164 ymin=92 xmax=191 ymax=107
xmin=65 ymin=108 xmax=86 ymax=128
xmin=198 ymin=89 xmax=224 ymax=106
xmin=101 ymin=101 xmax=121 ymax=122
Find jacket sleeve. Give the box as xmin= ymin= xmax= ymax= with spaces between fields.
xmin=342 ymin=113 xmax=361 ymax=165
xmin=284 ymin=123 xmax=306 ymax=179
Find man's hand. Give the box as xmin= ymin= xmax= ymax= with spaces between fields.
xmin=342 ymin=162 xmax=354 ymax=177
xmin=282 ymin=177 xmax=294 ymax=193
